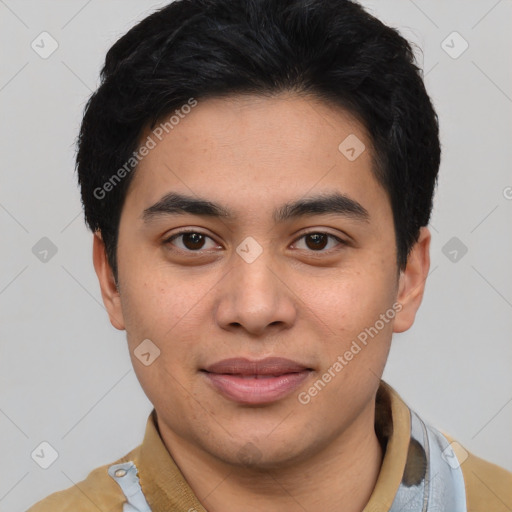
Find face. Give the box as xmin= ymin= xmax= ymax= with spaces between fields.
xmin=94 ymin=93 xmax=430 ymax=469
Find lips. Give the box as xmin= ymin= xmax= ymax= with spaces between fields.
xmin=201 ymin=357 xmax=313 ymax=404
xmin=204 ymin=357 xmax=310 ymax=375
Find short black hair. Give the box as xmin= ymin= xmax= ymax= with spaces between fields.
xmin=77 ymin=0 xmax=440 ymax=279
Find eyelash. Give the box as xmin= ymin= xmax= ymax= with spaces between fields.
xmin=164 ymin=229 xmax=347 ymax=254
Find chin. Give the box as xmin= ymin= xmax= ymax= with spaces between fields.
xmin=205 ymin=433 xmax=314 ymax=471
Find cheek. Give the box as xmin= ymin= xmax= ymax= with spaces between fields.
xmin=301 ymin=267 xmax=395 ymax=337
xmin=119 ymin=267 xmax=207 ymax=351
xmin=119 ymin=272 xmax=208 ymax=406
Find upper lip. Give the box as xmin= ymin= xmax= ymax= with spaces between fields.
xmin=203 ymin=357 xmax=311 ymax=376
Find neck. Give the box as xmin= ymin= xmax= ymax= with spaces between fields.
xmin=159 ymin=400 xmax=383 ymax=512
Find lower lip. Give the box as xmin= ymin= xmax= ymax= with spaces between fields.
xmin=203 ymin=371 xmax=312 ymax=405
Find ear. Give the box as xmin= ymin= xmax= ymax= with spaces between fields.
xmin=393 ymin=227 xmax=431 ymax=333
xmin=92 ymin=232 xmax=125 ymax=330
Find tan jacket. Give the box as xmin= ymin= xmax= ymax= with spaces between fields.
xmin=27 ymin=381 xmax=512 ymax=511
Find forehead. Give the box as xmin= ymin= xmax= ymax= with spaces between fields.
xmin=124 ymin=93 xmax=391 ymax=224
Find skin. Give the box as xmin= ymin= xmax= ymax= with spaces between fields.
xmin=93 ymin=93 xmax=430 ymax=512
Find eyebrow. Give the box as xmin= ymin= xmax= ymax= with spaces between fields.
xmin=142 ymin=191 xmax=370 ymax=224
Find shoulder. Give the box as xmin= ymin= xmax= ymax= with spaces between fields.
xmin=26 ymin=447 xmax=140 ymax=512
xmin=443 ymin=433 xmax=512 ymax=512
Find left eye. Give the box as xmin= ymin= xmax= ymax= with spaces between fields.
xmin=293 ymin=232 xmax=344 ymax=252
xmin=166 ymin=231 xmax=219 ymax=251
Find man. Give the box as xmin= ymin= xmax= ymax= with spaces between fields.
xmin=27 ymin=0 xmax=512 ymax=510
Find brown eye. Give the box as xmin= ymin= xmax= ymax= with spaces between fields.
xmin=293 ymin=232 xmax=345 ymax=252
xmin=166 ymin=231 xmax=219 ymax=252
xmin=305 ymin=233 xmax=328 ymax=250
xmin=181 ymin=232 xmax=206 ymax=250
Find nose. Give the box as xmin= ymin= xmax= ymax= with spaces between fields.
xmin=214 ymin=250 xmax=297 ymax=337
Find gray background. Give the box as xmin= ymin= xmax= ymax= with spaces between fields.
xmin=0 ymin=1 xmax=511 ymax=510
